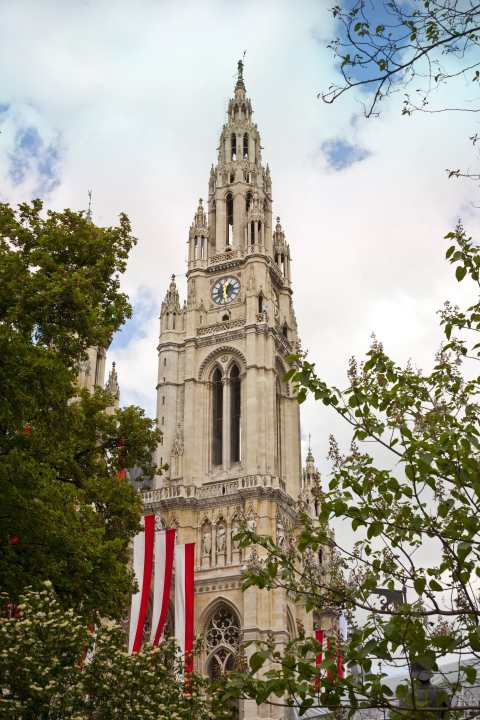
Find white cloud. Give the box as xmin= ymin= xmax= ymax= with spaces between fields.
xmin=1 ymin=0 xmax=478 ymax=483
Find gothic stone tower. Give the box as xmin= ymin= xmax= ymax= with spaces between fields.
xmin=141 ymin=65 xmax=332 ymax=720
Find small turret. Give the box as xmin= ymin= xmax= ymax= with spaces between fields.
xmin=160 ymin=275 xmax=182 ymax=333
xmin=105 ymin=361 xmax=120 ymax=414
xmin=302 ymin=436 xmax=320 ymax=490
xmin=188 ymin=199 xmax=210 ymax=264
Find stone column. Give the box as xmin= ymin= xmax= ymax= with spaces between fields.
xmin=249 ymin=134 xmax=255 ymax=162
xmin=216 ymin=197 xmax=226 ymax=251
xmin=226 ymin=520 xmax=232 ymax=565
xmin=204 ymin=382 xmax=212 ymax=475
xmin=222 ymin=378 xmax=231 ymax=471
xmin=247 ymin=219 xmax=251 ymax=246
xmin=211 ymin=522 xmax=217 ymax=567
xmin=225 ymin=134 xmax=231 ymax=163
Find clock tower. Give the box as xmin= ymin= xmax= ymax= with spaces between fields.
xmin=141 ymin=63 xmax=333 ymax=720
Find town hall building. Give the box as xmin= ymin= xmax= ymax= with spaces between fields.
xmin=137 ymin=63 xmax=334 ymax=720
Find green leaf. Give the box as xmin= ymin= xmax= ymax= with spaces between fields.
xmin=414 ymin=577 xmax=426 ymax=595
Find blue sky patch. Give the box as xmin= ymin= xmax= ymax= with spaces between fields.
xmin=321 ymin=138 xmax=371 ymax=171
xmin=8 ymin=125 xmax=64 ymax=198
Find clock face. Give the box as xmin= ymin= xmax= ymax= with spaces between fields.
xmin=211 ymin=276 xmax=241 ymax=305
xmin=273 ymin=291 xmax=279 ymax=318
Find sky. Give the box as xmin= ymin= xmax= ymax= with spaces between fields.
xmin=1 ymin=0 xmax=479 ymax=484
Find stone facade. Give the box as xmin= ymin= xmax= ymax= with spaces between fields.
xmin=141 ymin=67 xmax=335 ymax=720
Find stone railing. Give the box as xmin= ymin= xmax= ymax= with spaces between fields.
xmin=197 ymin=317 xmax=245 ymax=336
xmin=141 ymin=475 xmax=288 ymax=505
xmin=256 ymin=312 xmax=269 ymax=324
xmin=208 ymin=249 xmax=244 ymax=266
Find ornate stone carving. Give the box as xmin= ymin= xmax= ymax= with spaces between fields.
xmin=203 ymin=528 xmax=212 ymax=555
xmin=172 ymin=424 xmax=184 ymax=456
xmin=217 ymin=524 xmax=226 ymax=552
xmin=276 ymin=516 xmax=286 ymax=548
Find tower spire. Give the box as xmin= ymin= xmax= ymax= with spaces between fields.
xmin=86 ymin=190 xmax=92 ymax=224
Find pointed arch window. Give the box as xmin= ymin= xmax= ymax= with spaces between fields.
xmin=246 ymin=192 xmax=252 ymax=212
xmin=194 ymin=237 xmax=198 ymax=260
xmin=172 ymin=313 xmax=176 ymax=330
xmin=251 ymin=220 xmax=255 ymax=245
xmin=230 ymin=365 xmax=241 ymax=463
xmin=201 ymin=236 xmax=205 ymax=259
xmin=205 ymin=604 xmax=241 ymax=682
xmin=231 ymin=133 xmax=236 ymax=161
xmin=243 ymin=133 xmax=248 ymax=159
xmin=212 ymin=368 xmax=223 ymax=466
xmin=258 ymin=294 xmax=264 ymax=314
xmin=226 ymin=193 xmax=233 ymax=245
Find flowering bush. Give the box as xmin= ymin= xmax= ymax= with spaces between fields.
xmin=0 ymin=583 xmax=237 ymax=720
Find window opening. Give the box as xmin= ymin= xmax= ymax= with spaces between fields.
xmin=200 ymin=314 xmax=203 ymax=325
xmin=281 ymin=254 xmax=285 ymax=275
xmin=251 ymin=220 xmax=255 ymax=245
xmin=243 ymin=133 xmax=248 ymax=159
xmin=231 ymin=365 xmax=241 ymax=462
xmin=201 ymin=236 xmax=204 ymax=259
xmin=160 ymin=457 xmax=163 ymax=465
xmin=166 ymin=313 xmax=169 ymax=329
xmin=162 ymin=396 xmax=165 ymax=405
xmin=194 ymin=237 xmax=198 ymax=259
xmin=258 ymin=295 xmax=263 ymax=314
xmin=319 ymin=549 xmax=323 ymax=565
xmin=283 ymin=325 xmax=288 ymax=339
xmin=222 ymin=314 xmax=229 ymax=321
xmin=275 ymin=253 xmax=278 ymax=265
xmin=212 ymin=368 xmax=223 ymax=465
xmin=231 ymin=133 xmax=236 ymax=161
xmin=172 ymin=313 xmax=176 ymax=330
xmin=164 ymin=358 xmax=167 ymax=366
xmin=205 ymin=605 xmax=241 ymax=683
xmin=230 ymin=173 xmax=234 ymax=183
xmin=246 ymin=193 xmax=252 ymax=212
xmin=226 ymin=193 xmax=233 ymax=245
xmin=257 ymin=221 xmax=261 ymax=242
xmin=162 ymin=417 xmax=164 ymax=425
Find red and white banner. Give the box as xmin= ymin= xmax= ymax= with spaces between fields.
xmin=175 ymin=542 xmax=195 ymax=675
xmin=128 ymin=514 xmax=155 ymax=654
xmin=151 ymin=528 xmax=176 ymax=645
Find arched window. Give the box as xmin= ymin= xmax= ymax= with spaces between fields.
xmin=194 ymin=237 xmax=198 ymax=259
xmin=172 ymin=313 xmax=176 ymax=330
xmin=257 ymin=221 xmax=261 ymax=242
xmin=201 ymin=236 xmax=204 ymax=260
xmin=230 ymin=365 xmax=241 ymax=463
xmin=205 ymin=604 xmax=241 ymax=682
xmin=251 ymin=220 xmax=255 ymax=245
xmin=243 ymin=133 xmax=248 ymax=159
xmin=258 ymin=294 xmax=264 ymax=314
xmin=226 ymin=193 xmax=233 ymax=245
xmin=212 ymin=368 xmax=223 ymax=466
xmin=231 ymin=133 xmax=236 ymax=161
xmin=276 ymin=377 xmax=282 ymax=478
xmin=246 ymin=192 xmax=252 ymax=212
xmin=166 ymin=313 xmax=169 ymax=329
xmin=222 ymin=313 xmax=229 ymax=321
xmin=282 ymin=324 xmax=288 ymax=340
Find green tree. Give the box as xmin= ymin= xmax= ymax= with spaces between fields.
xmin=0 ymin=199 xmax=162 ymax=621
xmin=0 ymin=582 xmax=236 ymax=720
xmin=221 ymin=224 xmax=480 ymax=717
xmin=322 ymin=0 xmax=480 ymax=180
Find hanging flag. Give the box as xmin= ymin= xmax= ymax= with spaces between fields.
xmin=175 ymin=542 xmax=195 ymax=675
xmin=151 ymin=528 xmax=176 ymax=645
xmin=338 ymin=607 xmax=347 ymax=678
xmin=315 ymin=629 xmax=323 ymax=688
xmin=128 ymin=514 xmax=155 ymax=654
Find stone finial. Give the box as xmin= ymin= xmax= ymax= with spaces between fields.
xmin=105 ymin=361 xmax=120 ymax=398
xmin=86 ymin=190 xmax=93 ymax=224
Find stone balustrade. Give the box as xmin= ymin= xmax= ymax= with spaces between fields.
xmin=141 ymin=474 xmax=287 ymax=504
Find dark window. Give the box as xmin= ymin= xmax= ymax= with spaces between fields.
xmin=222 ymin=314 xmax=229 ymax=321
xmin=194 ymin=237 xmax=197 ymax=259
xmin=231 ymin=133 xmax=236 ymax=161
xmin=164 ymin=358 xmax=167 ymax=366
xmin=212 ymin=368 xmax=223 ymax=465
xmin=246 ymin=193 xmax=252 ymax=212
xmin=166 ymin=313 xmax=169 ymax=329
xmin=231 ymin=365 xmax=241 ymax=462
xmin=162 ymin=396 xmax=165 ymax=405
xmin=243 ymin=133 xmax=248 ymax=159
xmin=258 ymin=295 xmax=263 ymax=314
xmin=201 ymin=236 xmax=204 ymax=259
xmin=258 ymin=221 xmax=261 ymax=240
xmin=230 ymin=173 xmax=234 ymax=183
xmin=172 ymin=313 xmax=176 ymax=330
xmin=226 ymin=193 xmax=233 ymax=245
xmin=283 ymin=325 xmax=288 ymax=339
xmin=251 ymin=220 xmax=255 ymax=245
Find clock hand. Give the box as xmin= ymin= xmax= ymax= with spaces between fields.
xmin=222 ymin=280 xmax=229 ymax=301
